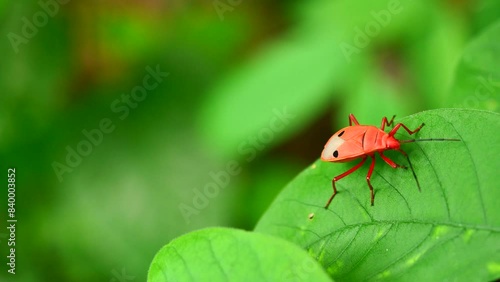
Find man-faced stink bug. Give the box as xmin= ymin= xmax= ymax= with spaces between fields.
xmin=321 ymin=114 xmax=460 ymax=209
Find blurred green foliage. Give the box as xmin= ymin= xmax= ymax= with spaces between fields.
xmin=0 ymin=0 xmax=499 ymax=281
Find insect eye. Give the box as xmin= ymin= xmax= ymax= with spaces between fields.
xmin=338 ymin=131 xmax=345 ymax=137
xmin=333 ymin=150 xmax=339 ymax=158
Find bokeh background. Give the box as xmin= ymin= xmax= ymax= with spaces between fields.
xmin=1 ymin=0 xmax=499 ymax=281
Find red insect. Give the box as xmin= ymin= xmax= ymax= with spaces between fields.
xmin=321 ymin=114 xmax=459 ymax=209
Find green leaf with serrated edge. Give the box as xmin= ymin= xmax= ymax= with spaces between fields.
xmin=449 ymin=20 xmax=500 ymax=112
xmin=255 ymin=109 xmax=500 ymax=281
xmin=148 ymin=227 xmax=332 ymax=282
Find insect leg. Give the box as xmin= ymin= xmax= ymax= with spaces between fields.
xmin=379 ymin=151 xmax=407 ymax=169
xmin=366 ymin=155 xmax=376 ymax=206
xmin=349 ymin=114 xmax=360 ymax=126
xmin=380 ymin=115 xmax=396 ymax=130
xmin=396 ymin=149 xmax=421 ymax=192
xmin=325 ymin=156 xmax=367 ymax=209
xmin=388 ymin=122 xmax=425 ymax=137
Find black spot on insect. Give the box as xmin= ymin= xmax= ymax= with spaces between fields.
xmin=333 ymin=150 xmax=339 ymax=158
xmin=338 ymin=131 xmax=345 ymax=137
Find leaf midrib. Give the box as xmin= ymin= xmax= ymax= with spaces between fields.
xmin=275 ymin=219 xmax=498 ymax=280
xmin=336 ymin=219 xmax=499 ymax=232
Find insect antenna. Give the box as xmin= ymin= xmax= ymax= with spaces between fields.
xmin=398 ymin=138 xmax=460 ymax=192
xmin=400 ymin=138 xmax=461 ymax=143
xmin=399 ymin=150 xmax=421 ymax=192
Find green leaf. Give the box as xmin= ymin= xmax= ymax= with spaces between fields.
xmin=148 ymin=227 xmax=332 ymax=282
xmin=449 ymin=20 xmax=500 ymax=112
xmin=409 ymin=11 xmax=466 ymax=109
xmin=472 ymin=0 xmax=500 ymax=34
xmin=340 ymin=62 xmax=417 ymax=127
xmin=198 ymin=35 xmax=347 ymax=158
xmin=255 ymin=109 xmax=500 ymax=281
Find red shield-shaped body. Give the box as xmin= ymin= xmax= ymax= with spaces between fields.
xmin=321 ymin=126 xmax=398 ymax=163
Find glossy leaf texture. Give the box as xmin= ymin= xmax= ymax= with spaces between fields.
xmin=255 ymin=109 xmax=500 ymax=281
xmin=148 ymin=227 xmax=332 ymax=282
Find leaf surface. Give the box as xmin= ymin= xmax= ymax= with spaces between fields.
xmin=255 ymin=109 xmax=500 ymax=281
xmin=148 ymin=227 xmax=332 ymax=282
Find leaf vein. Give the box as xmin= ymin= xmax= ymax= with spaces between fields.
xmin=413 ymin=145 xmax=452 ymax=221
xmin=342 ymin=223 xmax=395 ymax=277
xmin=365 ymin=225 xmax=434 ymax=280
xmin=170 ymin=246 xmax=194 ymax=282
xmin=446 ymin=120 xmax=487 ymax=224
xmin=376 ymin=172 xmax=413 ymax=216
xmin=325 ymin=225 xmax=362 ymax=269
xmin=205 ymin=238 xmax=230 ymax=282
